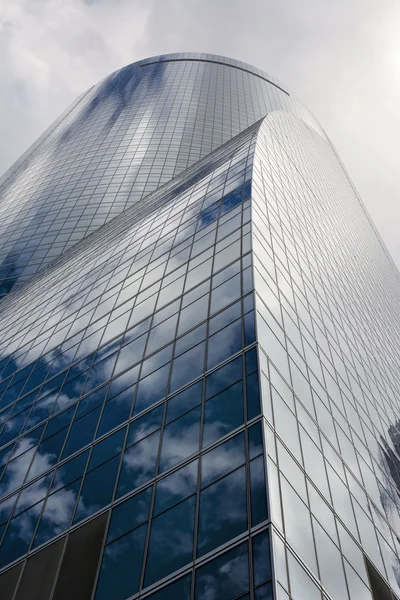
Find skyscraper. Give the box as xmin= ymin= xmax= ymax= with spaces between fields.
xmin=0 ymin=53 xmax=399 ymax=600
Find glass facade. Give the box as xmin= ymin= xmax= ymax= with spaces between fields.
xmin=0 ymin=53 xmax=399 ymax=600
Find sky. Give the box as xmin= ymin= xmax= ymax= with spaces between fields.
xmin=1 ymin=0 xmax=399 ymax=265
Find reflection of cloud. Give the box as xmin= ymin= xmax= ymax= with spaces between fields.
xmin=198 ymin=553 xmax=248 ymax=600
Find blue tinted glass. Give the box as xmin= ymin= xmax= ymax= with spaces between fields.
xmin=144 ymin=496 xmax=195 ymax=587
xmin=33 ymin=479 xmax=80 ymax=547
xmin=169 ymin=342 xmax=206 ymax=393
xmin=166 ymin=380 xmax=202 ymax=423
xmin=203 ymin=381 xmax=244 ymax=447
xmin=253 ymin=529 xmax=272 ymax=585
xmin=126 ymin=404 xmax=163 ymax=447
xmin=23 ymin=397 xmax=54 ymax=432
xmin=248 ymin=422 xmax=263 ymax=459
xmin=245 ymin=346 xmax=258 ymax=375
xmin=15 ymin=472 xmax=52 ymax=515
xmin=43 ymin=406 xmax=75 ymax=439
xmin=159 ymin=407 xmax=201 ymax=473
xmin=89 ymin=427 xmax=125 ymax=470
xmin=108 ymin=365 xmax=139 ymax=399
xmin=195 ymin=541 xmax=249 ymax=600
xmin=107 ymin=486 xmax=152 ymax=543
xmin=12 ymin=424 xmax=44 ymax=459
xmin=206 ymin=356 xmax=242 ymax=399
xmin=116 ymin=430 xmax=160 ymax=498
xmin=83 ymin=352 xmax=118 ymax=395
xmin=246 ymin=372 xmax=261 ymax=421
xmin=244 ymin=310 xmax=256 ymax=345
xmin=96 ymin=389 xmax=134 ymax=438
xmin=140 ymin=345 xmax=173 ymax=378
xmin=61 ymin=406 xmax=101 ymax=460
xmin=242 ymin=268 xmax=253 ymax=297
xmin=75 ymin=385 xmax=107 ymax=418
xmin=209 ymin=301 xmax=241 ymax=335
xmin=207 ymin=319 xmax=242 ymax=370
xmin=221 ymin=187 xmax=243 ymax=212
xmin=197 ymin=467 xmax=247 ymax=557
xmin=52 ymin=450 xmax=89 ymax=491
xmin=0 ymin=493 xmax=17 ymax=524
xmin=0 ymin=501 xmax=44 ymax=568
xmin=114 ymin=333 xmax=147 ymax=375
xmin=145 ymin=575 xmax=191 ymax=600
xmin=74 ymin=455 xmax=120 ymax=523
xmin=146 ymin=314 xmax=178 ymax=355
xmin=28 ymin=428 xmax=68 ymax=481
xmin=1 ymin=446 xmax=36 ymax=494
xmin=174 ymin=323 xmax=207 ymax=357
xmin=201 ymin=433 xmax=245 ymax=487
xmin=133 ymin=363 xmax=170 ymax=415
xmin=0 ymin=410 xmax=27 ymax=446
xmin=210 ymin=274 xmax=241 ymax=314
xmin=154 ymin=459 xmax=198 ymax=515
xmin=250 ymin=456 xmax=268 ymax=527
xmin=95 ymin=523 xmax=147 ymax=600
xmin=254 ymin=582 xmax=273 ymax=600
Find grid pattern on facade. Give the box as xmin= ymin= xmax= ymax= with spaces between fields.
xmin=0 ymin=124 xmax=274 ymax=600
xmin=252 ymin=113 xmax=400 ymax=599
xmin=0 ymin=54 xmax=323 ymax=300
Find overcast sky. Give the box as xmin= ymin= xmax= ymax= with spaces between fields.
xmin=1 ymin=0 xmax=399 ymax=265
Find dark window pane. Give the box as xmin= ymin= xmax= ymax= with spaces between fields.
xmin=210 ymin=273 xmax=241 ymax=314
xmin=207 ymin=319 xmax=242 ymax=370
xmin=61 ymin=407 xmax=101 ymax=460
xmin=108 ymin=365 xmax=139 ymax=399
xmin=33 ymin=479 xmax=80 ymax=547
xmin=144 ymin=574 xmax=191 ymax=600
xmin=169 ymin=342 xmax=206 ymax=393
xmin=28 ymin=428 xmax=68 ymax=480
xmin=14 ymin=473 xmax=52 ymax=515
xmin=116 ymin=430 xmax=160 ymax=498
xmin=154 ymin=459 xmax=198 ymax=515
xmin=195 ymin=541 xmax=249 ymax=600
xmin=201 ymin=432 xmax=245 ymax=487
xmin=144 ymin=496 xmax=195 ymax=587
xmin=133 ymin=363 xmax=170 ymax=415
xmin=107 ymin=486 xmax=152 ymax=543
xmin=203 ymin=381 xmax=244 ymax=447
xmin=250 ymin=456 xmax=268 ymax=527
xmin=245 ymin=346 xmax=258 ymax=376
xmin=89 ymin=427 xmax=126 ymax=470
xmin=197 ymin=467 xmax=247 ymax=557
xmin=174 ymin=323 xmax=207 ymax=357
xmin=96 ymin=389 xmax=133 ymax=438
xmin=206 ymin=356 xmax=242 ymax=399
xmin=253 ymin=529 xmax=272 ymax=586
xmin=51 ymin=450 xmax=89 ymax=492
xmin=159 ymin=407 xmax=201 ymax=472
xmin=126 ymin=404 xmax=163 ymax=447
xmin=246 ymin=372 xmax=260 ymax=420
xmin=74 ymin=455 xmax=120 ymax=523
xmin=209 ymin=301 xmax=241 ymax=336
xmin=43 ymin=406 xmax=74 ymax=439
xmin=248 ymin=421 xmax=263 ymax=459
xmin=0 ymin=501 xmax=44 ymax=568
xmin=254 ymin=582 xmax=273 ymax=600
xmin=75 ymin=386 xmax=107 ymax=419
xmin=166 ymin=380 xmax=202 ymax=423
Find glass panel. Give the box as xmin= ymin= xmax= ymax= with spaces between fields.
xmin=95 ymin=523 xmax=147 ymax=600
xmin=144 ymin=496 xmax=196 ymax=587
xmin=159 ymin=407 xmax=201 ymax=472
xmin=116 ymin=430 xmax=160 ymax=498
xmin=197 ymin=467 xmax=247 ymax=557
xmin=165 ymin=380 xmax=202 ymax=423
xmin=195 ymin=541 xmax=249 ymax=600
xmin=201 ymin=432 xmax=245 ymax=487
xmin=107 ymin=486 xmax=152 ymax=543
xmin=74 ymin=455 xmax=120 ymax=523
xmin=203 ymin=381 xmax=244 ymax=447
xmin=154 ymin=459 xmax=198 ymax=515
